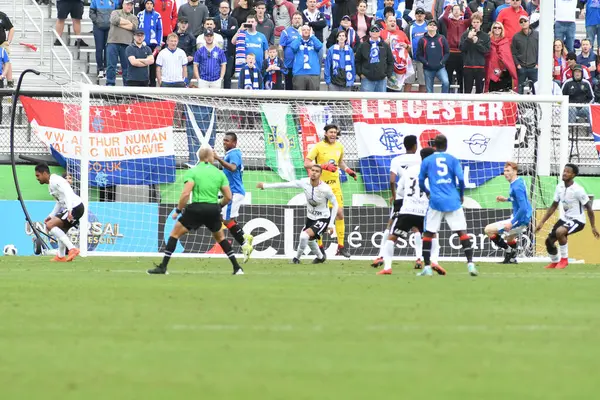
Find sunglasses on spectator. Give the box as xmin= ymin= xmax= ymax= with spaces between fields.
xmin=493 ymin=27 xmax=501 ymax=29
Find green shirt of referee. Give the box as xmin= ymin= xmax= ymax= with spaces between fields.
xmin=148 ymin=147 xmax=244 ymax=275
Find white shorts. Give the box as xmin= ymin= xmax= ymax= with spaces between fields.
xmin=221 ymin=193 xmax=245 ymax=220
xmin=493 ymin=219 xmax=528 ymax=236
xmin=424 ymin=208 xmax=467 ymax=233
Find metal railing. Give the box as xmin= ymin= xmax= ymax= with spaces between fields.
xmin=21 ymin=0 xmax=45 ymax=65
xmin=50 ymin=30 xmax=73 ymax=81
xmin=80 ymin=72 xmax=93 ymax=85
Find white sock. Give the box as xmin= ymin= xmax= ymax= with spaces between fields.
xmin=414 ymin=232 xmax=422 ymax=260
xmin=383 ymin=240 xmax=395 ymax=270
xmin=58 ymin=242 xmax=66 ymax=258
xmin=378 ymin=229 xmax=390 ymax=257
xmin=50 ymin=227 xmax=74 ymax=251
xmin=296 ymin=231 xmax=310 ymax=259
xmin=307 ymin=240 xmax=323 ymax=259
xmin=550 ymin=252 xmax=560 ymax=263
xmin=431 ymin=238 xmax=440 ymax=264
xmin=559 ymin=244 xmax=568 ymax=259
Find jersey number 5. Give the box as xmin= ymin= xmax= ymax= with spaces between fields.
xmin=436 ymin=157 xmax=448 ymax=176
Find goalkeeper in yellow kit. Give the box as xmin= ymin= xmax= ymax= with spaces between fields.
xmin=304 ymin=124 xmax=357 ymax=258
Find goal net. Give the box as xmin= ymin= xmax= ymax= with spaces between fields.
xmin=29 ymin=86 xmax=568 ymax=261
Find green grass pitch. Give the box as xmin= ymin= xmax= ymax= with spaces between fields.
xmin=0 ymin=257 xmax=599 ymax=399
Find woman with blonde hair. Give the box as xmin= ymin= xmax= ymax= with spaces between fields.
xmin=553 ymin=39 xmax=568 ymax=85
xmin=485 ymin=21 xmax=517 ymax=92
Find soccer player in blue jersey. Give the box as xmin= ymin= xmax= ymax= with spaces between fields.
xmin=484 ymin=162 xmax=532 ymax=264
xmin=214 ymin=132 xmax=254 ymax=262
xmin=418 ymin=134 xmax=478 ymax=277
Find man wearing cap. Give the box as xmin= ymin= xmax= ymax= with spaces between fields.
xmin=355 ymin=25 xmax=394 ymax=92
xmin=562 ymin=52 xmax=591 ymax=83
xmin=416 ymin=19 xmax=450 ymax=93
xmin=107 ymin=0 xmax=139 ymax=86
xmin=126 ymin=29 xmax=155 ymax=86
xmin=496 ymin=0 xmax=527 ymax=41
xmin=326 ymin=14 xmax=357 ymax=48
xmin=215 ymin=1 xmax=238 ymax=89
xmin=194 ymin=28 xmax=228 ymax=88
xmin=137 ymin=0 xmax=163 ymax=86
xmin=289 ymin=23 xmax=323 ymax=90
xmin=404 ymin=7 xmax=427 ymax=92
xmin=176 ymin=16 xmax=197 ymax=83
xmin=179 ymin=0 xmax=210 ymax=37
xmin=510 ymin=15 xmax=538 ymax=93
xmin=562 ymin=64 xmax=594 ymax=122
xmin=376 ymin=0 xmax=404 ymax=22
xmin=156 ymin=33 xmax=188 ymax=87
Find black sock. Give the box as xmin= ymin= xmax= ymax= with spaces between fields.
xmin=460 ymin=235 xmax=474 ymax=263
xmin=228 ymin=223 xmax=245 ymax=246
xmin=219 ymin=239 xmax=241 ymax=271
xmin=161 ymin=236 xmax=178 ymax=269
xmin=491 ymin=234 xmax=508 ymax=249
xmin=422 ymin=237 xmax=432 ymax=266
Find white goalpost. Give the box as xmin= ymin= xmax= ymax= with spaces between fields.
xmin=59 ymin=85 xmax=569 ymax=261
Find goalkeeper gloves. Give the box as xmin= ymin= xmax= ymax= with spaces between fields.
xmin=321 ymin=163 xmax=338 ymax=172
xmin=345 ymin=167 xmax=357 ymax=180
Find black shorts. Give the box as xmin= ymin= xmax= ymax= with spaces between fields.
xmin=549 ymin=219 xmax=585 ymax=239
xmin=303 ymin=217 xmax=330 ymax=240
xmin=392 ymin=199 xmax=403 ymax=213
xmin=57 ymin=1 xmax=84 ymax=20
xmin=178 ymin=203 xmax=222 ymax=233
xmin=390 ymin=213 xmax=424 ymax=238
xmin=58 ymin=203 xmax=85 ymax=230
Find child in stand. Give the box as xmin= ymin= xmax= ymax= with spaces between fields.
xmin=238 ymin=53 xmax=264 ymax=90
xmin=262 ymin=45 xmax=285 ymax=90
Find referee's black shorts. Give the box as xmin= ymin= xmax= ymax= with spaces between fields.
xmin=178 ymin=203 xmax=222 ymax=233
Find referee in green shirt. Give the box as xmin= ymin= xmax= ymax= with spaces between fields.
xmin=148 ymin=147 xmax=244 ymax=275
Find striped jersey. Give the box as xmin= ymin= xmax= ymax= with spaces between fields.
xmin=156 ymin=47 xmax=188 ymax=83
xmin=193 ymin=45 xmax=227 ymax=82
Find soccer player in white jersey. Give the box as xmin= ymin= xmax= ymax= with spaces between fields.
xmin=536 ymin=163 xmax=599 ymax=269
xmin=377 ymin=147 xmax=446 ymax=275
xmin=257 ymin=165 xmax=338 ymax=264
xmin=34 ymin=163 xmax=85 ymax=262
xmin=371 ymin=135 xmax=421 ymax=268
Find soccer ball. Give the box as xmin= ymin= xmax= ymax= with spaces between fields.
xmin=3 ymin=244 xmax=17 ymax=256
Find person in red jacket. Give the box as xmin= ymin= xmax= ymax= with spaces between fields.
xmin=553 ymin=39 xmax=568 ymax=85
xmin=485 ymin=21 xmax=517 ymax=92
xmin=495 ymin=0 xmax=527 ymax=41
xmin=439 ymin=1 xmax=471 ymax=93
xmin=154 ymin=0 xmax=178 ymax=42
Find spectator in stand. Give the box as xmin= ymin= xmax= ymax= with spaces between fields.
xmin=496 ymin=0 xmax=527 ymax=41
xmin=302 ymin=0 xmax=327 ymax=45
xmin=232 ymin=0 xmax=254 ymax=30
xmin=486 ymin=21 xmax=517 ymax=92
xmin=563 ymin=52 xmax=592 ymax=81
xmin=54 ymin=0 xmax=88 ymax=47
xmin=324 ymin=29 xmax=356 ymax=90
xmin=138 ymin=0 xmax=163 ymax=87
xmin=279 ymin=11 xmax=303 ymax=89
xmin=467 ymin=0 xmax=495 ymax=33
xmin=0 ymin=11 xmax=13 ymax=87
xmin=179 ymin=0 xmax=209 ymax=37
xmin=351 ymin=1 xmax=372 ymax=42
xmin=526 ymin=0 xmax=540 ymax=30
xmin=90 ymin=0 xmax=118 ymax=80
xmin=332 ymin=0 xmax=357 ymax=30
xmin=238 ymin=52 xmax=264 ymax=88
xmin=175 ymin=16 xmax=196 ymax=83
xmin=197 ymin=18 xmax=224 ymax=48
xmin=582 ymin=0 xmax=600 ymax=51
xmin=126 ymin=29 xmax=154 ymax=86
xmin=290 ymin=24 xmax=322 ymax=90
xmin=440 ymin=1 xmax=471 ymax=93
xmin=417 ymin=20 xmax=450 ymax=93
xmin=273 ymin=0 xmax=296 ymax=45
xmin=206 ymin=0 xmax=221 ymax=17
xmin=156 ymin=33 xmax=188 ymax=87
xmin=355 ymin=25 xmax=393 ymax=92
xmin=194 ymin=28 xmax=227 ymax=88
xmin=262 ymin=45 xmax=286 ymax=89
xmin=577 ymin=38 xmax=597 ymax=85
xmin=381 ymin=14 xmax=410 ymax=48
xmin=255 ymin=1 xmax=275 ymax=44
xmin=404 ymin=7 xmax=427 ymax=92
xmin=562 ymin=65 xmax=594 ymax=122
xmin=511 ymin=15 xmax=538 ymax=93
xmin=553 ymin=39 xmax=568 ymax=86
xmin=107 ymin=0 xmax=139 ymax=86
xmin=154 ymin=0 xmax=178 ymax=42
xmin=459 ymin=13 xmax=489 ymax=93
xmin=232 ymin=14 xmax=269 ymax=69
xmin=0 ymin=46 xmax=10 ymax=88
xmin=555 ymin=0 xmax=581 ymax=52
xmin=215 ymin=1 xmax=238 ymax=88
xmin=376 ymin=0 xmax=404 ymax=21
xmin=327 ymin=14 xmax=357 ymax=48
xmin=492 ymin=0 xmax=510 ymax=20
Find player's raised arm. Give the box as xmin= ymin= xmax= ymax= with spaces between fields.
xmin=257 ymin=180 xmax=302 ymax=190
xmin=214 ymin=150 xmax=238 ymax=172
xmin=337 ymin=151 xmax=357 ymax=180
xmin=584 ymin=199 xmax=599 ymax=238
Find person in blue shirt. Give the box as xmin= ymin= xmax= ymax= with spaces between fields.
xmin=484 ymin=161 xmax=532 ymax=264
xmin=214 ymin=132 xmax=254 ymax=263
xmin=279 ymin=12 xmax=303 ymax=90
xmin=582 ymin=0 xmax=600 ymax=51
xmin=289 ymin=24 xmax=323 ymax=90
xmin=137 ymin=0 xmax=162 ymax=86
xmin=418 ymin=134 xmax=478 ymax=276
xmin=232 ymin=14 xmax=270 ymax=70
